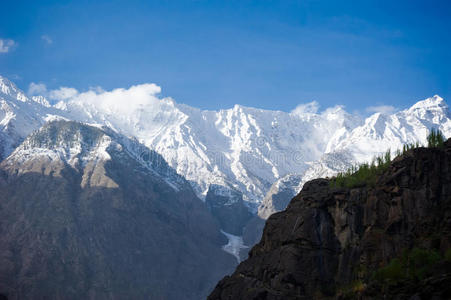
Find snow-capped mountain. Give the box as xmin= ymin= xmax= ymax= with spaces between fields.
xmin=300 ymin=95 xmax=451 ymax=187
xmin=330 ymin=95 xmax=451 ymax=159
xmin=0 ymin=76 xmax=67 ymax=161
xmin=1 ymin=75 xmax=360 ymax=204
xmin=57 ymin=96 xmax=360 ymax=204
xmin=0 ymin=77 xmax=45 ymax=160
xmin=256 ymin=95 xmax=451 ymax=219
xmin=1 ymin=75 xmax=450 ymax=211
xmin=4 ymin=120 xmax=190 ymax=192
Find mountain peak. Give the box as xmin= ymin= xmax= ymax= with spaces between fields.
xmin=362 ymin=112 xmax=388 ymax=135
xmin=24 ymin=120 xmax=106 ymax=149
xmin=31 ymin=95 xmax=51 ymax=107
xmin=7 ymin=120 xmax=114 ymax=173
xmin=409 ymin=95 xmax=447 ymax=111
xmin=21 ymin=120 xmax=109 ymax=154
xmin=6 ymin=120 xmax=190 ymax=192
xmin=0 ymin=75 xmax=13 ymax=91
xmin=0 ymin=75 xmax=28 ymax=102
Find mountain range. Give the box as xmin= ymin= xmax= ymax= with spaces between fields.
xmin=1 ymin=74 xmax=451 ymax=298
xmin=2 ymin=75 xmax=450 ymax=214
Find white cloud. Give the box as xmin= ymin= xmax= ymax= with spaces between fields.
xmin=28 ymin=83 xmax=78 ymax=102
xmin=41 ymin=35 xmax=53 ymax=44
xmin=365 ymin=105 xmax=397 ymax=115
xmin=28 ymin=82 xmax=48 ymax=95
xmin=291 ymin=101 xmax=320 ymax=115
xmin=88 ymin=86 xmax=105 ymax=93
xmin=322 ymin=105 xmax=345 ymax=115
xmin=49 ymin=87 xmax=79 ymax=100
xmin=45 ymin=83 xmax=162 ymax=116
xmin=27 ymin=81 xmax=165 ymax=117
xmin=0 ymin=39 xmax=16 ymax=53
xmin=70 ymin=84 xmax=161 ymax=114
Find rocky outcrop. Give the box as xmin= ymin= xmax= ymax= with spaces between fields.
xmin=238 ymin=174 xmax=303 ymax=259
xmin=258 ymin=174 xmax=303 ymax=220
xmin=209 ymin=140 xmax=451 ymax=299
xmin=0 ymin=121 xmax=236 ymax=300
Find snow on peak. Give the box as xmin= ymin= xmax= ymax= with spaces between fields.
xmin=291 ymin=101 xmax=320 ymax=116
xmin=0 ymin=76 xmax=62 ymax=160
xmin=0 ymin=75 xmax=361 ymax=202
xmin=1 ymin=75 xmax=450 ymax=207
xmin=31 ymin=96 xmax=51 ymax=107
xmin=409 ymin=95 xmax=446 ymax=111
xmin=361 ymin=112 xmax=389 ymax=139
xmin=0 ymin=76 xmax=15 ymax=95
xmin=53 ymin=90 xmax=361 ymax=202
xmin=0 ymin=76 xmax=28 ymax=102
xmin=12 ymin=120 xmax=113 ymax=169
xmin=4 ymin=120 xmax=190 ymax=192
xmin=301 ymin=95 xmax=451 ymax=195
xmin=207 ymin=184 xmax=243 ymax=205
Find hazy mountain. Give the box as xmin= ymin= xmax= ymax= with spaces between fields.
xmin=0 ymin=120 xmax=235 ymax=299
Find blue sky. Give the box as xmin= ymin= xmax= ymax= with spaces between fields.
xmin=0 ymin=0 xmax=450 ymax=113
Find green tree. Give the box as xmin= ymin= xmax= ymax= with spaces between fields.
xmin=427 ymin=128 xmax=445 ymax=148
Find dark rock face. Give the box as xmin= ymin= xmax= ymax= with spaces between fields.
xmin=238 ymin=175 xmax=302 ymax=260
xmin=209 ymin=141 xmax=451 ymax=299
xmin=240 ymin=216 xmax=265 ymax=260
xmin=205 ymin=184 xmax=253 ymax=235
xmin=0 ymin=121 xmax=236 ymax=300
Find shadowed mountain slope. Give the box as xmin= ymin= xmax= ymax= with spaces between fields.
xmin=0 ymin=120 xmax=235 ymax=300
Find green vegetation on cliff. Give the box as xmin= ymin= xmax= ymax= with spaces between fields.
xmin=374 ymin=248 xmax=442 ymax=284
xmin=331 ymin=128 xmax=446 ymax=188
xmin=427 ymin=128 xmax=445 ymax=148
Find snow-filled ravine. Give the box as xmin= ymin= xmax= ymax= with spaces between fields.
xmin=221 ymin=230 xmax=249 ymax=263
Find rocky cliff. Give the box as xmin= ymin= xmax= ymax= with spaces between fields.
xmin=209 ymin=140 xmax=451 ymax=299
